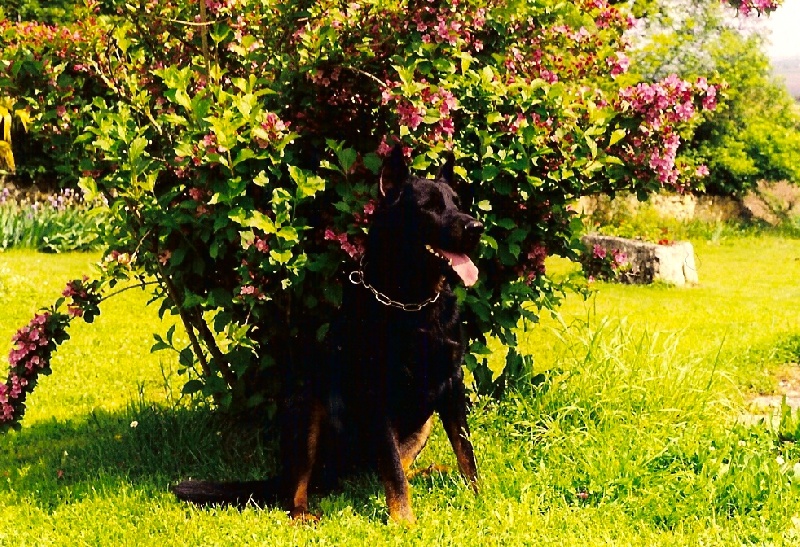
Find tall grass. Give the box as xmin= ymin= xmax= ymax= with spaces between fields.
xmin=509 ymin=317 xmax=798 ymax=532
xmin=0 ymin=187 xmax=107 ymax=252
xmin=3 ymin=231 xmax=800 ymax=544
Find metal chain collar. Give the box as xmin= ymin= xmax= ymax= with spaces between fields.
xmin=348 ymin=258 xmax=441 ymax=312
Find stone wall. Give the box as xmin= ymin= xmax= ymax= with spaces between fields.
xmin=577 ymin=182 xmax=800 ymax=226
xmin=576 ymin=193 xmax=746 ymax=223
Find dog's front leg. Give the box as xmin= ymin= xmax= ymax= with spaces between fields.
xmin=286 ymin=399 xmax=324 ymax=521
xmin=375 ymin=423 xmax=416 ymax=524
xmin=438 ymin=386 xmax=479 ymax=493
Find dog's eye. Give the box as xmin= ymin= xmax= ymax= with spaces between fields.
xmin=426 ymin=193 xmax=446 ymax=212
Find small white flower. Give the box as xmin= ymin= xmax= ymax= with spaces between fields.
xmin=777 ymin=455 xmax=786 ymax=465
xmin=130 ymin=421 xmax=139 ymax=428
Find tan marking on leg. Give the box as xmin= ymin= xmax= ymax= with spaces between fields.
xmin=398 ymin=417 xmax=434 ymax=474
xmin=290 ymin=400 xmax=324 ymax=519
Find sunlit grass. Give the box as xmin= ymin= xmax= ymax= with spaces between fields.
xmin=2 ymin=232 xmax=800 ymax=545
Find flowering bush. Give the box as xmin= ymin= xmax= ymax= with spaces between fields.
xmin=581 ymin=244 xmax=631 ymax=282
xmin=0 ymin=277 xmax=101 ymax=432
xmin=0 ymin=0 xmax=734 ymax=411
xmin=628 ymin=1 xmax=795 ymax=197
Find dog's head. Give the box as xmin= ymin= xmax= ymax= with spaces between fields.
xmin=375 ymin=146 xmax=483 ymax=287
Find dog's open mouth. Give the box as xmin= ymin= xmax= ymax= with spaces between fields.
xmin=426 ymin=245 xmax=479 ymax=287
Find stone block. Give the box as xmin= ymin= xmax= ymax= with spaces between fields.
xmin=581 ymin=234 xmax=698 ymax=286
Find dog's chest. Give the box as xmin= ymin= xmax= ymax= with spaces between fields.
xmin=331 ymin=292 xmax=463 ymax=410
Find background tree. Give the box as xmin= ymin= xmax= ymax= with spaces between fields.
xmin=629 ymin=0 xmax=800 ymax=195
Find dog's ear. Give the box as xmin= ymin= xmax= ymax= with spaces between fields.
xmin=379 ymin=144 xmax=409 ymax=198
xmin=437 ymin=152 xmax=475 ymax=211
xmin=437 ymin=152 xmax=455 ymax=186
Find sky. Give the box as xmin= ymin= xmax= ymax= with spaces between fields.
xmin=761 ymin=0 xmax=800 ymax=60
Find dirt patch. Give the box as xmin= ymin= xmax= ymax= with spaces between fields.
xmin=741 ymin=364 xmax=800 ymax=427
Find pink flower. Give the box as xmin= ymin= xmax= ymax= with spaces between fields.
xmin=188 ymin=188 xmax=205 ymax=202
xmin=397 ymin=102 xmax=424 ymax=130
xmin=592 ymin=244 xmax=607 ymax=259
xmin=377 ymin=136 xmax=394 ymax=156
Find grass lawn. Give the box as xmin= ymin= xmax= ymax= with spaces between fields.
xmin=2 ymin=235 xmax=800 ymax=546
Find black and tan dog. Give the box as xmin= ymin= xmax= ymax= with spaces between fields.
xmin=172 ymin=146 xmax=483 ymax=524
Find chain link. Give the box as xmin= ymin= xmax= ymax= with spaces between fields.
xmin=349 ymin=260 xmax=441 ymax=312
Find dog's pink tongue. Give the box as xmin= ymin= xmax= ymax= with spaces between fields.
xmin=439 ymin=250 xmax=479 ymax=287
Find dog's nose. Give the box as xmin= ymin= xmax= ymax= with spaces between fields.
xmin=465 ymin=220 xmax=484 ymax=236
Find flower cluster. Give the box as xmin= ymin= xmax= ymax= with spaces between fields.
xmin=617 ymin=75 xmax=720 ymax=187
xmin=253 ymin=112 xmax=289 ymax=149
xmin=619 ymin=75 xmax=718 ymax=131
xmin=724 ymin=0 xmax=782 ymax=16
xmin=406 ymin=2 xmax=487 ymax=52
xmin=62 ymin=276 xmax=102 ymax=321
xmin=1 ymin=312 xmax=64 ymax=430
xmin=324 ymin=228 xmax=365 ymax=260
xmin=243 ymin=234 xmax=270 ymax=253
xmin=383 ymin=84 xmax=458 ymax=143
xmin=582 ymin=244 xmax=631 ymax=282
xmin=1 ymin=277 xmax=101 ymax=431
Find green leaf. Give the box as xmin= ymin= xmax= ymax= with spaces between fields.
xmin=270 ymin=249 xmax=293 ymax=264
xmin=129 ymin=135 xmax=148 ymax=162
xmin=277 ymin=226 xmax=299 ymax=243
xmin=181 ymin=379 xmax=204 ymax=395
xmin=253 ymin=170 xmax=269 ymax=187
xmin=585 ymin=134 xmax=598 ymax=158
xmin=363 ymin=153 xmax=383 ymax=174
xmin=151 ymin=334 xmax=170 ymax=353
xmin=289 ymin=166 xmax=326 ymax=199
xmin=336 ymin=148 xmax=358 ymax=173
xmin=481 ymin=165 xmax=500 ymax=181
xmin=229 ymin=208 xmax=276 ymax=233
xmin=471 ymin=341 xmax=493 ymax=355
xmin=609 ymin=129 xmax=627 ymax=146
xmin=179 ymin=348 xmax=195 ymax=368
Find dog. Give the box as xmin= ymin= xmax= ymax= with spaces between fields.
xmin=172 ymin=145 xmax=483 ymax=524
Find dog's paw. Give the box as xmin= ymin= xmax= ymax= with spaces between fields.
xmin=289 ymin=507 xmax=321 ymax=524
xmin=388 ymin=509 xmax=417 ymax=527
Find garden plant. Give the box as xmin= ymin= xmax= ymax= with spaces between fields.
xmin=0 ymin=0 xmax=739 ymax=425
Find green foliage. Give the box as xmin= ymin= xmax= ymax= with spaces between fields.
xmin=0 ymin=0 xmax=718 ymax=410
xmin=1 ymin=0 xmax=81 ymax=24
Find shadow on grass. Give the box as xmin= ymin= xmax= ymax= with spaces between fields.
xmin=0 ymin=402 xmax=467 ymax=521
xmin=2 ymin=403 xmax=279 ymax=510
